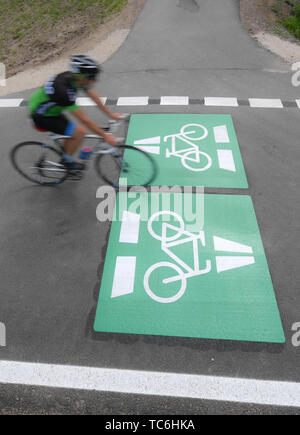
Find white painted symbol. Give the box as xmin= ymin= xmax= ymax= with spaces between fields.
xmin=144 ymin=211 xmax=255 ymax=304
xmin=215 ymin=256 xmax=255 ymax=273
xmin=119 ymin=211 xmax=141 ymax=244
xmin=134 ymin=136 xmax=161 ymax=145
xmin=133 ymin=124 xmax=237 ymax=172
xmin=110 ymin=212 xmax=141 ymax=298
xmin=134 ymin=137 xmax=161 ymax=155
xmin=213 ymin=236 xmax=253 ymax=254
xmin=214 ymin=125 xmax=230 ymax=143
xmin=164 ymin=124 xmax=212 ymax=172
xmin=217 ymin=150 xmax=236 ymax=172
xmin=144 ymin=211 xmax=211 ymax=303
xmin=0 ymin=322 xmax=6 ymax=347
xmin=134 ymin=146 xmax=161 ymax=155
xmin=111 ymin=256 xmax=137 ymax=298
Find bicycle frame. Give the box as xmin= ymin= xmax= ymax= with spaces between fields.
xmin=164 ymin=131 xmax=201 ymax=163
xmin=50 ymin=133 xmax=115 ymax=156
xmin=158 ymin=221 xmax=212 ymax=284
xmin=48 ymin=118 xmax=127 ymax=164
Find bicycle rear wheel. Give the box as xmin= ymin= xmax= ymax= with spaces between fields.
xmin=95 ymin=145 xmax=157 ymax=188
xmin=11 ymin=141 xmax=68 ymax=185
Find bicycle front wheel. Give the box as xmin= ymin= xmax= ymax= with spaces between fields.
xmin=181 ymin=124 xmax=208 ymax=141
xmin=11 ymin=141 xmax=68 ymax=185
xmin=95 ymin=145 xmax=157 ymax=187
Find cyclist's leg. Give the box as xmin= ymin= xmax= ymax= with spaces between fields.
xmin=31 ymin=114 xmax=87 ymax=156
xmin=31 ymin=114 xmax=75 ymax=139
xmin=63 ymin=124 xmax=87 ymax=156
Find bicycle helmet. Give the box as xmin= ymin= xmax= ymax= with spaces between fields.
xmin=70 ymin=55 xmax=101 ymax=79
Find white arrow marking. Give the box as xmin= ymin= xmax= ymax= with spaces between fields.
xmin=134 ymin=146 xmax=161 ymax=155
xmin=134 ymin=136 xmax=161 ymax=145
xmin=111 ymin=256 xmax=136 ymax=298
xmin=214 ymin=236 xmax=253 ymax=254
xmin=217 ymin=150 xmax=236 ymax=172
xmin=216 ymin=256 xmax=255 ymax=273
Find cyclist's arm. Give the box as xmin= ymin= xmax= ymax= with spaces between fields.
xmin=85 ymin=89 xmax=122 ymax=120
xmin=71 ymin=108 xmax=118 ymax=145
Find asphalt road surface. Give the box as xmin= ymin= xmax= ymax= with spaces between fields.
xmin=0 ymin=0 xmax=300 ymax=415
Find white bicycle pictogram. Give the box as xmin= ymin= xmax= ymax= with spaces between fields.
xmin=164 ymin=123 xmax=212 ymax=172
xmin=144 ymin=211 xmax=212 ymax=304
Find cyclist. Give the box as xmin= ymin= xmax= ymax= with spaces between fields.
xmin=28 ymin=55 xmax=122 ymax=170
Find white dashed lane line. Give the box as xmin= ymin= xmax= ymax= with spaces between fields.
xmin=117 ymin=96 xmax=149 ymax=106
xmin=160 ymin=96 xmax=189 ymax=105
xmin=205 ymin=97 xmax=239 ymax=107
xmin=0 ymin=98 xmax=24 ymax=107
xmin=0 ymin=97 xmax=299 ymax=108
xmin=249 ymin=98 xmax=284 ymax=109
xmin=0 ymin=360 xmax=300 ymax=408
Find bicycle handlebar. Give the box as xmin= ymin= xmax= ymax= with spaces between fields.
xmin=108 ymin=114 xmax=130 ymax=132
xmin=105 ymin=114 xmax=129 ymax=144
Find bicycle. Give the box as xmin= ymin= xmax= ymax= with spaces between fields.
xmin=144 ymin=211 xmax=212 ymax=304
xmin=164 ymin=123 xmax=212 ymax=172
xmin=10 ymin=117 xmax=157 ymax=188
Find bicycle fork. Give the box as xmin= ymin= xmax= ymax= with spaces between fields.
xmin=162 ymin=231 xmax=212 ymax=284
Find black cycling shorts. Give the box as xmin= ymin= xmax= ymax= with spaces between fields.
xmin=31 ymin=114 xmax=77 ymax=136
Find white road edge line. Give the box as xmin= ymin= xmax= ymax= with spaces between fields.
xmin=0 ymin=360 xmax=300 ymax=408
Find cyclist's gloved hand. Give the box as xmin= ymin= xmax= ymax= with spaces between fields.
xmin=104 ymin=133 xmax=118 ymax=146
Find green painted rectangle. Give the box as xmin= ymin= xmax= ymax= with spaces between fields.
xmin=94 ymin=193 xmax=285 ymax=343
xmin=123 ymin=114 xmax=248 ymax=188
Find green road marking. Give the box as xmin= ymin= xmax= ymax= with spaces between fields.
xmin=123 ymin=114 xmax=248 ymax=188
xmin=94 ymin=192 xmax=285 ymax=343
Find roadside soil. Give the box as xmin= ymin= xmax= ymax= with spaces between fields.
xmin=240 ymin=0 xmax=283 ymax=35
xmin=240 ymin=0 xmax=300 ymax=64
xmin=2 ymin=0 xmax=146 ymax=78
xmin=0 ymin=0 xmax=147 ymax=96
